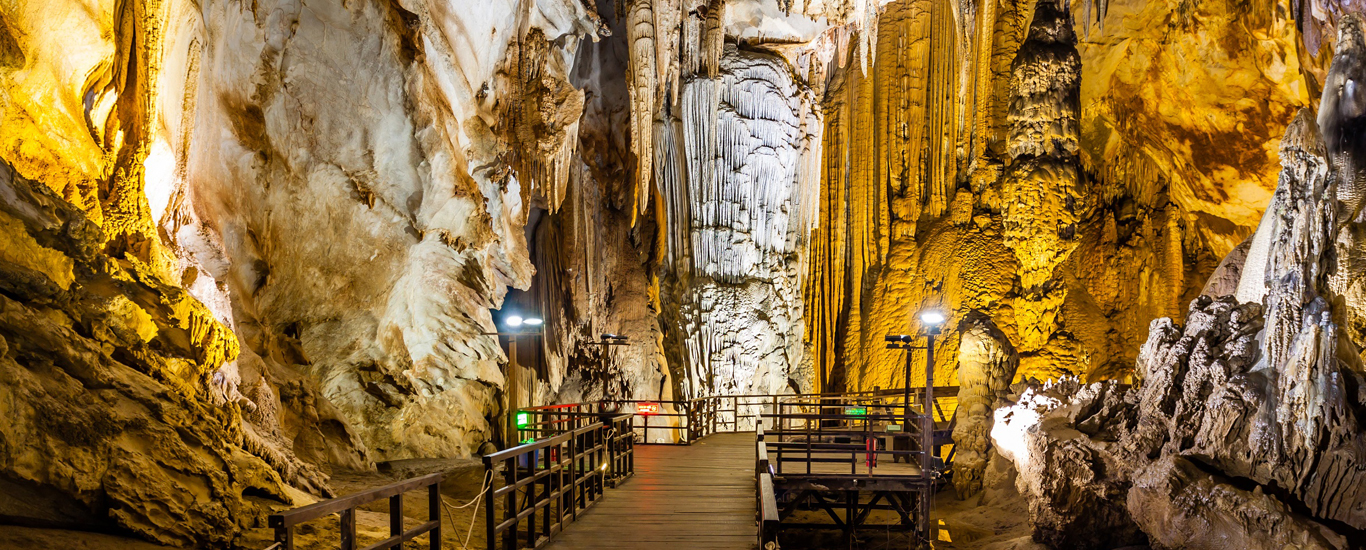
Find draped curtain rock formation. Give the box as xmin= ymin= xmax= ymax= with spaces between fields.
xmin=657 ymin=47 xmax=822 ymax=399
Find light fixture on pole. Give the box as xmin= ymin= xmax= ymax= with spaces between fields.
xmin=482 ymin=312 xmax=545 ymax=447
xmin=887 ymin=309 xmax=945 ymax=544
xmin=884 ymin=310 xmax=947 ymax=464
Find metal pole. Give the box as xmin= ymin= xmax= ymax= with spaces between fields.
xmin=902 ymin=346 xmax=913 ymax=428
xmin=922 ymin=329 xmax=938 ymax=547
xmin=507 ymin=335 xmax=519 ymax=447
xmin=922 ymin=331 xmax=936 ymax=474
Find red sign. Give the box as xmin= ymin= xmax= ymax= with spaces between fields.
xmin=636 ymin=402 xmax=659 ymax=415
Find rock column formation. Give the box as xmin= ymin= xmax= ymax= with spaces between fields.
xmin=658 ymin=48 xmax=823 ymax=400
xmin=1000 ymin=0 xmax=1083 ymax=351
xmin=951 ymin=311 xmax=1018 ymax=497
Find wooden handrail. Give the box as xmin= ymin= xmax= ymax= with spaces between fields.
xmin=267 ymin=472 xmax=443 ymax=550
xmin=483 ymin=426 xmax=581 ymax=463
xmin=483 ymin=412 xmax=635 ymax=549
xmin=758 ymin=472 xmax=779 ymax=547
xmin=270 ymin=472 xmax=443 ymax=528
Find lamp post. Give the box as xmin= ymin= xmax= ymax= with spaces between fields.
xmin=483 ymin=314 xmax=543 ymax=447
xmin=885 ymin=310 xmax=945 ymax=547
xmin=884 ymin=310 xmax=946 ymax=464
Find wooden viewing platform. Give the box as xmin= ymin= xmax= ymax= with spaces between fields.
xmin=541 ymin=432 xmax=757 ymax=550
xmin=263 ymin=389 xmax=957 ymax=550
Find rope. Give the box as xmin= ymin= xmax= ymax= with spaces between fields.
xmin=437 ymin=469 xmax=494 ymax=549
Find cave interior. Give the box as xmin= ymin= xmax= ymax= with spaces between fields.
xmin=1 ymin=0 xmax=1365 ymax=548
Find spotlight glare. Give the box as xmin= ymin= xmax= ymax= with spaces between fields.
xmin=506 ymin=315 xmax=523 ymax=327
xmin=523 ymin=318 xmax=543 ymax=326
xmin=920 ymin=311 xmax=946 ymax=326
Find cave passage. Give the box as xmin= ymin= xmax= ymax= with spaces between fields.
xmin=2 ymin=0 xmax=1366 ymax=548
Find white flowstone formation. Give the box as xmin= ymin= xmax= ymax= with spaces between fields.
xmin=659 ymin=48 xmax=822 ymax=400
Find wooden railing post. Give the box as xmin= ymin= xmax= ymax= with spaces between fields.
xmin=710 ymin=397 xmax=717 ymax=435
xmin=569 ymin=427 xmax=579 ymax=520
xmin=340 ymin=508 xmax=356 ymax=550
xmin=273 ymin=524 xmax=293 ymax=550
xmin=389 ymin=494 xmax=403 ymax=539
xmin=483 ymin=457 xmax=496 ymax=550
xmin=503 ymin=456 xmax=515 ymax=550
xmin=429 ymin=482 xmax=441 ymax=550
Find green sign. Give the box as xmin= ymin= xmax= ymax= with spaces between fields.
xmin=844 ymin=407 xmax=867 ymax=416
xmin=516 ymin=411 xmax=531 ymax=428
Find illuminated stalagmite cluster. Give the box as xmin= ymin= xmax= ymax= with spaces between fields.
xmin=0 ymin=0 xmax=1358 ymax=546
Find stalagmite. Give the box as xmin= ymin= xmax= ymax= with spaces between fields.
xmin=951 ymin=312 xmax=1018 ymax=497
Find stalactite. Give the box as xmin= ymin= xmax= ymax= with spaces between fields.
xmin=626 ymin=0 xmax=658 ymax=222
xmin=512 ymin=28 xmax=586 ymax=214
xmin=702 ymin=0 xmax=726 ymax=78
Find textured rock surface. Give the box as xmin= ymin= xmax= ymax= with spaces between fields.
xmin=993 ymin=90 xmax=1366 ymax=547
xmin=0 ymin=161 xmax=293 ymax=546
xmin=951 ymin=311 xmax=1018 ymax=497
xmin=1128 ymin=455 xmax=1349 ymax=550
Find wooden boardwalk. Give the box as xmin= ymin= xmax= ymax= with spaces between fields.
xmin=542 ymin=432 xmax=757 ymax=550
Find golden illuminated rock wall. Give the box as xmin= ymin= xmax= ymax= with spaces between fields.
xmin=806 ymin=0 xmax=1311 ymax=391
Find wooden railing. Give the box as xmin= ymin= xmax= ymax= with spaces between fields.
xmin=517 ymin=388 xmax=955 ymax=446
xmin=756 ymin=425 xmax=778 ymax=548
xmin=482 ymin=413 xmax=634 ymax=550
xmin=267 ymin=472 xmax=443 ymax=550
xmin=764 ymin=401 xmax=938 ymax=475
xmin=262 ymin=390 xmax=952 ymax=550
xmin=753 ymin=396 xmax=951 ymax=548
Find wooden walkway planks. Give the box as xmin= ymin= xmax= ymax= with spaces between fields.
xmin=542 ymin=432 xmax=757 ymax=550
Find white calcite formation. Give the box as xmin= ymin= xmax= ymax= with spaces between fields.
xmin=174 ymin=0 xmax=604 ymax=463
xmin=659 ymin=47 xmax=822 ymax=400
